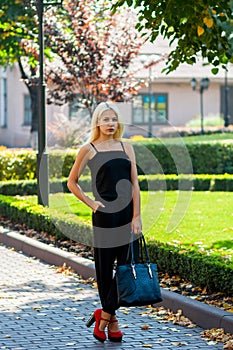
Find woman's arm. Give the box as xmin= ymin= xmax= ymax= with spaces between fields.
xmin=124 ymin=142 xmax=142 ymax=234
xmin=67 ymin=144 xmax=105 ymax=212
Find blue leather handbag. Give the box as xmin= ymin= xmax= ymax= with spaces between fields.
xmin=116 ymin=234 xmax=162 ymax=307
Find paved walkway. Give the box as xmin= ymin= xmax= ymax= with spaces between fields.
xmin=0 ymin=244 xmax=223 ymax=350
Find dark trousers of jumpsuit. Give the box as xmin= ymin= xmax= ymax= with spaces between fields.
xmin=94 ymin=239 xmax=139 ymax=315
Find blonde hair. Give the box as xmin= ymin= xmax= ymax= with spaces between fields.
xmin=88 ymin=101 xmax=124 ymax=143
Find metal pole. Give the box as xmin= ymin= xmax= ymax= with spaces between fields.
xmin=37 ymin=0 xmax=49 ymax=206
xmin=148 ymin=66 xmax=152 ymax=138
xmin=200 ymin=89 xmax=204 ymax=135
xmin=224 ymin=68 xmax=229 ymax=127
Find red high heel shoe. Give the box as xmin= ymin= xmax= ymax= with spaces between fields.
xmin=108 ymin=318 xmax=123 ymax=342
xmin=86 ymin=308 xmax=110 ymax=342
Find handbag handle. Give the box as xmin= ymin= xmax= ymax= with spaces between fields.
xmin=129 ymin=233 xmax=153 ymax=279
xmin=130 ymin=233 xmax=151 ymax=265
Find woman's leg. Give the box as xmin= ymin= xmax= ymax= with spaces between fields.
xmin=94 ymin=246 xmax=118 ymax=315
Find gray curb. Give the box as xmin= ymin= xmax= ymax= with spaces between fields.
xmin=0 ymin=228 xmax=233 ymax=334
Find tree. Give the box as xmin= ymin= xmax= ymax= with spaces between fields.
xmin=44 ymin=0 xmax=145 ymax=116
xmin=112 ymin=0 xmax=233 ymax=74
xmin=0 ymin=0 xmax=40 ymax=141
xmin=0 ymin=0 xmax=147 ymax=130
xmin=0 ymin=0 xmax=37 ymax=65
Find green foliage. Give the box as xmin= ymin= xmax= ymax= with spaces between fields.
xmin=186 ymin=115 xmax=224 ymax=127
xmin=0 ymin=149 xmax=81 ymax=181
xmin=138 ymin=174 xmax=214 ymax=191
xmin=1 ymin=174 xmax=233 ymax=196
xmin=132 ymin=140 xmax=233 ymax=175
xmin=112 ymin=0 xmax=233 ymax=73
xmin=0 ymin=0 xmax=37 ymax=65
xmin=0 ymin=194 xmax=93 ymax=245
xmin=147 ymin=241 xmax=233 ymax=294
xmin=211 ymin=174 xmax=233 ymax=191
xmin=1 ymin=140 xmax=233 ymax=182
xmin=45 ymin=0 xmax=144 ymax=111
xmin=0 ymin=150 xmax=37 ymax=180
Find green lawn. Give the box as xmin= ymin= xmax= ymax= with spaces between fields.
xmin=25 ymin=191 xmax=233 ymax=260
xmin=130 ymin=132 xmax=233 ymax=144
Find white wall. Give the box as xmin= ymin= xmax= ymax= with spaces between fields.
xmin=0 ymin=65 xmax=70 ymax=148
xmin=137 ymin=80 xmax=221 ymax=128
xmin=162 ymin=82 xmax=220 ymax=126
xmin=0 ymin=66 xmax=30 ymax=147
xmin=0 ymin=67 xmax=6 ymax=130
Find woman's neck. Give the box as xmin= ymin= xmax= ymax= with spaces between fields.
xmin=97 ymin=135 xmax=115 ymax=143
xmin=94 ymin=137 xmax=122 ymax=151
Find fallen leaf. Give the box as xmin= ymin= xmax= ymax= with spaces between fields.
xmin=202 ymin=328 xmax=233 ymax=348
xmin=51 ymin=327 xmax=61 ymax=331
xmin=32 ymin=306 xmax=42 ymax=312
xmin=56 ymin=263 xmax=74 ymax=275
xmin=224 ymin=340 xmax=233 ymax=349
xmin=171 ymin=341 xmax=188 ymax=346
xmin=142 ymin=344 xmax=153 ymax=348
xmin=141 ymin=324 xmax=150 ymax=330
xmin=207 ymin=341 xmax=217 ymax=345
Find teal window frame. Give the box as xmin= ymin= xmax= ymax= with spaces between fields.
xmin=132 ymin=93 xmax=168 ymax=125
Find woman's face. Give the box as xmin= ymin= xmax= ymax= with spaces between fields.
xmin=97 ymin=109 xmax=118 ymax=136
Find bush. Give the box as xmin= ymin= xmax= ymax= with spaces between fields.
xmin=1 ymin=141 xmax=233 ymax=181
xmin=0 ymin=149 xmax=80 ymax=181
xmin=1 ymin=174 xmax=233 ymax=196
xmin=0 ymin=176 xmax=91 ymax=196
xmin=211 ymin=174 xmax=233 ymax=191
xmin=147 ymin=241 xmax=233 ymax=295
xmin=0 ymin=195 xmax=93 ymax=246
xmin=0 ymin=149 xmax=37 ymax=180
xmin=132 ymin=140 xmax=233 ymax=175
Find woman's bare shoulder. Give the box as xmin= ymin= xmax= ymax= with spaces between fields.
xmin=122 ymin=140 xmax=134 ymax=153
xmin=76 ymin=143 xmax=94 ymax=158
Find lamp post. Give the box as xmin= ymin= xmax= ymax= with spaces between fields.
xmin=139 ymin=54 xmax=163 ymax=138
xmin=148 ymin=65 xmax=152 ymax=138
xmin=34 ymin=0 xmax=63 ymax=206
xmin=224 ymin=67 xmax=229 ymax=127
xmin=190 ymin=77 xmax=210 ymax=135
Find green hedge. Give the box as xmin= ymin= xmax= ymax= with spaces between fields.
xmin=132 ymin=140 xmax=233 ymax=175
xmin=1 ymin=140 xmax=233 ymax=181
xmin=1 ymin=174 xmax=233 ymax=196
xmin=0 ymin=194 xmax=232 ymax=294
xmin=0 ymin=194 xmax=93 ymax=246
xmin=147 ymin=241 xmax=233 ymax=295
xmin=0 ymin=149 xmax=79 ymax=180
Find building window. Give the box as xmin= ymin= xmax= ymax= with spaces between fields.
xmin=133 ymin=93 xmax=168 ymax=124
xmin=24 ymin=95 xmax=32 ymax=126
xmin=0 ymin=78 xmax=7 ymax=127
xmin=220 ymin=85 xmax=233 ymax=124
xmin=69 ymin=99 xmax=90 ymax=119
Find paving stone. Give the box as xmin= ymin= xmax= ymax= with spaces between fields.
xmin=0 ymin=244 xmax=224 ymax=350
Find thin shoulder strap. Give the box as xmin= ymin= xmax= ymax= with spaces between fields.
xmin=90 ymin=142 xmax=98 ymax=152
xmin=120 ymin=141 xmax=126 ymax=153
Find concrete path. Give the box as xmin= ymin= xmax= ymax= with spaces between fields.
xmin=0 ymin=244 xmax=224 ymax=350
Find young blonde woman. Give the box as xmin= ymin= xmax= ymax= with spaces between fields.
xmin=67 ymin=101 xmax=142 ymax=342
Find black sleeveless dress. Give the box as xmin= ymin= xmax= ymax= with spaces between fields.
xmin=87 ymin=143 xmax=133 ymax=248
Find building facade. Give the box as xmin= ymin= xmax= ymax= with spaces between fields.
xmin=0 ymin=41 xmax=232 ymax=147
